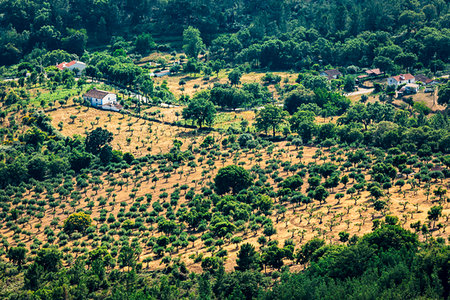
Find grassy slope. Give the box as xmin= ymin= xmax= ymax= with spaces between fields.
xmin=0 ymin=76 xmax=448 ymax=273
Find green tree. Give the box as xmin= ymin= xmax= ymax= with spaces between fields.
xmin=61 ymin=29 xmax=88 ymax=57
xmin=437 ymin=82 xmax=450 ymax=106
xmin=255 ymin=105 xmax=288 ymax=136
xmin=338 ymin=232 xmax=350 ymax=243
xmin=214 ymin=165 xmax=252 ymax=195
xmin=210 ymin=59 xmax=224 ymax=76
xmin=35 ymin=248 xmax=62 ymax=272
xmin=211 ymin=221 xmax=236 ymax=238
xmin=289 ymin=110 xmax=317 ymax=142
xmin=361 ymin=224 xmax=418 ymax=251
xmin=27 ymin=155 xmax=48 ymax=180
xmin=283 ymin=89 xmax=315 ymax=115
xmin=235 ymin=243 xmax=260 ymax=271
xmin=135 ymin=33 xmax=155 ymax=54
xmin=262 ymin=244 xmax=286 ymax=270
xmin=313 ymin=185 xmax=329 ymax=204
xmin=99 ymin=144 xmax=113 ymax=165
xmin=85 ymin=127 xmax=113 ymax=154
xmin=64 ymin=212 xmax=92 ymax=234
xmin=118 ymin=245 xmax=141 ymax=273
xmin=228 ymin=69 xmax=243 ymax=86
xmin=7 ymin=247 xmax=27 ymax=268
xmin=183 ymin=26 xmax=205 ymax=59
xmin=296 ymin=238 xmax=325 ymax=264
xmin=343 ymin=76 xmax=355 ymax=92
xmin=182 ymin=98 xmax=216 ymax=128
xmin=24 ymin=262 xmax=43 ymax=291
xmin=427 ymin=206 xmax=442 ymax=228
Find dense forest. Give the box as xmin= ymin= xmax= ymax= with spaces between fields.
xmin=0 ymin=0 xmax=449 ymax=299
xmin=1 ymin=0 xmax=449 ymax=71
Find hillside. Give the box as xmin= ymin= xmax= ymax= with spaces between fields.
xmin=0 ymin=0 xmax=449 ymax=299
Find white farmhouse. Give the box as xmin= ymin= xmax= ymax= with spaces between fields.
xmin=387 ymin=74 xmax=415 ymax=87
xmin=149 ymin=70 xmax=171 ymax=77
xmin=83 ymin=89 xmax=123 ymax=112
xmin=56 ymin=60 xmax=87 ymax=76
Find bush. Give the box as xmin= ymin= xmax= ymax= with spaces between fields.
xmin=63 ymin=212 xmax=92 ymax=234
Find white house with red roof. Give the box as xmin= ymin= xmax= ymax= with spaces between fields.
xmin=56 ymin=60 xmax=86 ymax=76
xmin=82 ymin=88 xmax=122 ymax=112
xmin=387 ymin=73 xmax=415 ymax=87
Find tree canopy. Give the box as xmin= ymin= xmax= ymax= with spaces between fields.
xmin=214 ymin=165 xmax=253 ymax=195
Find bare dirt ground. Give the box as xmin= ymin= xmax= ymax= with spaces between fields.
xmin=2 ymin=78 xmax=449 ymax=274
xmin=1 ymin=131 xmax=448 ymax=272
xmin=49 ymin=106 xmax=202 ymax=156
xmin=153 ymin=71 xmax=295 ymax=98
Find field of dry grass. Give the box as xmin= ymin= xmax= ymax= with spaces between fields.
xmin=1 ymin=121 xmax=448 ymax=271
xmin=1 ymin=76 xmax=448 ymax=275
xmin=153 ymin=71 xmax=295 ymax=98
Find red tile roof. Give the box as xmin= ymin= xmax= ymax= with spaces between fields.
xmin=83 ymin=88 xmax=111 ymax=99
xmin=323 ymin=69 xmax=342 ymax=77
xmin=365 ymin=68 xmax=383 ymax=75
xmin=392 ymin=74 xmax=414 ymax=82
xmin=56 ymin=60 xmax=77 ymax=70
xmin=414 ymin=74 xmax=433 ymax=84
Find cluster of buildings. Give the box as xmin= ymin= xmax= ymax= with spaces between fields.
xmin=321 ymin=68 xmax=385 ymax=81
xmin=321 ymin=67 xmax=437 ymax=97
xmin=387 ymin=73 xmax=438 ymax=97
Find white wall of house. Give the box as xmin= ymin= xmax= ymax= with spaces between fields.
xmin=387 ymin=77 xmax=397 ymax=86
xmin=84 ymin=93 xmax=117 ymax=107
xmin=388 ymin=77 xmax=415 ymax=87
xmin=101 ymin=94 xmax=116 ymax=105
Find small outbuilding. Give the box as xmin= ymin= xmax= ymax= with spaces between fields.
xmin=320 ymin=69 xmax=342 ymax=80
xmin=414 ymin=74 xmax=437 ymax=85
xmin=56 ymin=60 xmax=86 ymax=76
xmin=365 ymin=68 xmax=384 ymax=76
xmin=150 ymin=70 xmax=171 ymax=77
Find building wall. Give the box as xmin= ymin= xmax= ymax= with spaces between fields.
xmin=84 ymin=93 xmax=117 ymax=107
xmin=102 ymin=94 xmax=116 ymax=105
xmin=388 ymin=77 xmax=416 ymax=87
xmin=387 ymin=78 xmax=397 ymax=86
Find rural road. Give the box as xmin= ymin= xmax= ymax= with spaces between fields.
xmin=345 ymin=88 xmax=374 ymax=96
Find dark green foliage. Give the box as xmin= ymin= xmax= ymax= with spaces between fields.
xmin=182 ymin=97 xmax=216 ymax=128
xmin=255 ymin=105 xmax=288 ymax=136
xmin=236 ymin=243 xmax=260 ymax=271
xmin=214 ymin=165 xmax=252 ymax=195
xmin=296 ymin=238 xmax=325 ymax=264
xmin=35 ymin=248 xmax=62 ymax=272
xmin=135 ymin=34 xmax=155 ymax=55
xmin=228 ymin=69 xmax=243 ymax=86
xmin=85 ymin=127 xmax=114 ymax=155
xmin=183 ymin=26 xmax=205 ymax=59
xmin=437 ymin=81 xmax=450 ymax=106
xmin=284 ymin=89 xmax=315 ymax=115
xmin=361 ymin=225 xmax=418 ymax=252
xmin=7 ymin=246 xmax=27 ymax=268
